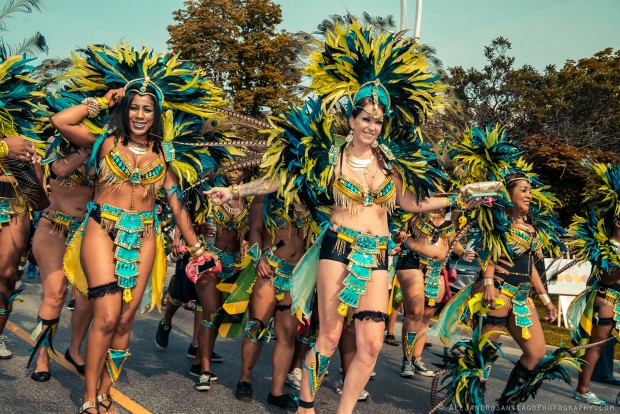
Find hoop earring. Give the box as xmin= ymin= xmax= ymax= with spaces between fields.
xmin=346 ymin=130 xmax=353 ymax=143
xmin=371 ymin=139 xmax=378 ymax=148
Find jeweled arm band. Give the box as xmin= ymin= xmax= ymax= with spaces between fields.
xmin=0 ymin=140 xmax=8 ymax=159
xmin=539 ymin=293 xmax=551 ymax=306
xmin=483 ymin=278 xmax=494 ymax=287
xmin=81 ymin=97 xmax=102 ymax=118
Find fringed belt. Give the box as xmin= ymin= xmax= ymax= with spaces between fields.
xmin=263 ymin=247 xmax=296 ymax=298
xmin=87 ymin=201 xmax=155 ymax=303
xmin=497 ymin=280 xmax=534 ymax=340
xmin=419 ymin=255 xmax=444 ymax=307
xmin=41 ymin=210 xmax=83 ymax=245
xmin=596 ymin=286 xmax=620 ymax=333
xmin=204 ymin=244 xmax=241 ymax=280
xmin=331 ymin=224 xmax=391 ymax=316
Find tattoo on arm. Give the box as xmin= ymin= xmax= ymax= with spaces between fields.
xmin=239 ymin=178 xmax=271 ymax=197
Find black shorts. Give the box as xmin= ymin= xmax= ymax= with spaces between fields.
xmin=395 ymin=250 xmax=420 ymax=271
xmin=318 ymin=229 xmax=388 ymax=271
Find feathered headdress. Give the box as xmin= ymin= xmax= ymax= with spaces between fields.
xmin=451 ymin=125 xmax=565 ymax=269
xmin=568 ymin=162 xmax=620 ymax=280
xmin=304 ymin=19 xmax=446 ymax=127
xmin=59 ymin=44 xmax=225 ymax=117
xmin=43 ymin=44 xmax=239 ymax=190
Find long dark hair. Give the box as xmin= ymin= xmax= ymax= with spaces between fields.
xmin=350 ymin=96 xmax=389 ymax=173
xmin=505 ymin=172 xmax=534 ymax=225
xmin=108 ymin=89 xmax=164 ymax=155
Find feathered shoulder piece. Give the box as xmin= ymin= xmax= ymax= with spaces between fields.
xmin=568 ymin=162 xmax=620 ymax=280
xmin=451 ymin=125 xmax=564 ymax=269
xmin=261 ymin=98 xmax=333 ymax=218
xmin=0 ymin=46 xmax=43 ymax=140
xmin=380 ymin=121 xmax=446 ymax=202
xmin=568 ymin=207 xmax=619 ymax=281
xmin=304 ymin=19 xmax=446 ymax=127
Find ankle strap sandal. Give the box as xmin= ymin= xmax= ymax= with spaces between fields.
xmin=78 ymin=400 xmax=97 ymax=414
xmin=96 ymin=394 xmax=114 ymax=413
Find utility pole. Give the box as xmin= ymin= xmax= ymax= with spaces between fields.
xmin=414 ymin=0 xmax=423 ymax=41
xmin=400 ymin=0 xmax=407 ymax=31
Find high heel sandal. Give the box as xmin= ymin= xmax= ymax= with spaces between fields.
xmin=78 ymin=400 xmax=97 ymax=414
xmin=96 ymin=394 xmax=115 ymax=413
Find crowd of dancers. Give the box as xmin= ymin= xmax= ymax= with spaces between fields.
xmin=0 ymin=17 xmax=619 ymax=414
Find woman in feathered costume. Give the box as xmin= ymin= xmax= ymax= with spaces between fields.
xmin=49 ymin=45 xmax=223 ymax=414
xmin=0 ymin=46 xmax=47 ymax=359
xmin=568 ymin=162 xmax=620 ymax=406
xmin=429 ymin=125 xmax=576 ymax=413
xmin=207 ymin=20 xmax=487 ymax=413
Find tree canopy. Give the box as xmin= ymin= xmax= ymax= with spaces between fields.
xmin=167 ymin=0 xmax=301 ymax=117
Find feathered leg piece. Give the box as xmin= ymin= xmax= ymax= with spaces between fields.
xmin=498 ymin=347 xmax=584 ymax=412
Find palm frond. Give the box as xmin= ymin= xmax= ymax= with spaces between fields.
xmin=0 ymin=0 xmax=46 ymax=31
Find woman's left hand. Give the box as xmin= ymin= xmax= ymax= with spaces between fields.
xmin=104 ymin=88 xmax=125 ymax=109
xmin=542 ymin=302 xmax=558 ymax=323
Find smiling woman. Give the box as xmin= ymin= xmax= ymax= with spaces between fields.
xmin=49 ymin=72 xmax=219 ymax=414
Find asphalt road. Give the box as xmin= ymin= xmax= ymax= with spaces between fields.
xmin=1 ymin=273 xmax=619 ymax=414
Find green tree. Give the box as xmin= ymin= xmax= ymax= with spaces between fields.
xmin=448 ymin=38 xmax=620 ymax=153
xmin=167 ymin=0 xmax=300 ymax=117
xmin=0 ymin=0 xmax=48 ymax=58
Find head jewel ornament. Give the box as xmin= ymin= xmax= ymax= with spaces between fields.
xmin=352 ymin=79 xmax=391 ymax=118
xmin=124 ymin=75 xmax=164 ymax=107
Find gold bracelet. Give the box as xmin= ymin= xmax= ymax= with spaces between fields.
xmin=230 ymin=185 xmax=240 ymax=200
xmin=483 ymin=278 xmax=494 ymax=287
xmin=81 ymin=97 xmax=102 ymax=118
xmin=187 ymin=241 xmax=203 ymax=254
xmin=539 ymin=293 xmax=551 ymax=306
xmin=455 ymin=246 xmax=464 ymax=256
xmin=0 ymin=140 xmax=8 ymax=159
xmin=190 ymin=247 xmax=205 ymax=259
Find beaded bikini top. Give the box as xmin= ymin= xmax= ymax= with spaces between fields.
xmin=98 ymin=145 xmax=166 ymax=198
xmin=213 ymin=203 xmax=249 ymax=232
xmin=412 ymin=215 xmax=455 ymax=242
xmin=507 ymin=225 xmax=543 ymax=258
xmin=331 ymin=147 xmax=396 ymax=213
